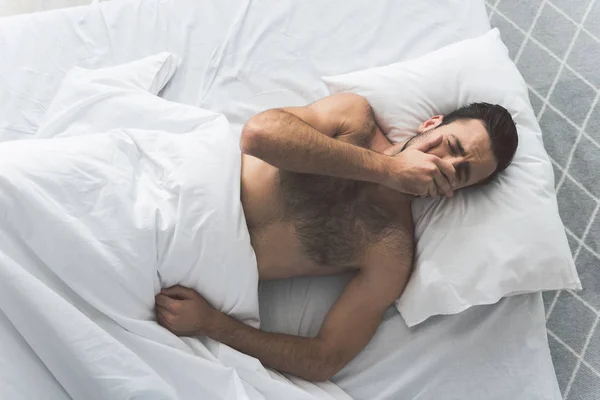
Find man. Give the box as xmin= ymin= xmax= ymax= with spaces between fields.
xmin=154 ymin=94 xmax=518 ymax=381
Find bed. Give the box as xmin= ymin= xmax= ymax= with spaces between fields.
xmin=0 ymin=0 xmax=561 ymax=399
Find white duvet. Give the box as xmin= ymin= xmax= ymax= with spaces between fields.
xmin=0 ymin=56 xmax=349 ymax=400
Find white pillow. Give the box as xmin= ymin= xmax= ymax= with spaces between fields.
xmin=37 ymin=55 xmax=260 ymax=327
xmin=37 ymin=52 xmax=178 ymax=138
xmin=323 ymin=29 xmax=581 ymax=327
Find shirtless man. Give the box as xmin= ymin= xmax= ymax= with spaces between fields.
xmin=154 ymin=94 xmax=518 ymax=381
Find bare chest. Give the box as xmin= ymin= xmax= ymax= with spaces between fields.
xmin=240 ymin=154 xmax=412 ymax=280
xmin=241 ymin=155 xmax=353 ymax=279
xmin=249 ymin=221 xmax=352 ymax=280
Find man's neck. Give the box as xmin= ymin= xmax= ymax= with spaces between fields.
xmin=368 ymin=127 xmax=397 ymax=153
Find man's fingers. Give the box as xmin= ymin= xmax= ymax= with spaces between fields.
xmin=155 ymin=294 xmax=180 ymax=312
xmin=441 ymin=188 xmax=454 ymax=198
xmin=430 ymin=164 xmax=453 ymax=197
xmin=155 ymin=307 xmax=173 ymax=327
xmin=161 ymin=285 xmax=195 ymax=300
xmin=427 ymin=184 xmax=438 ymax=198
xmin=432 ymin=157 xmax=457 ymax=188
xmin=411 ymin=133 xmax=442 ymax=153
xmin=155 ymin=302 xmax=171 ymax=313
xmin=432 ymin=172 xmax=452 ymax=197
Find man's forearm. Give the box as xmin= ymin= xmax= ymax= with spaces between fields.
xmin=241 ymin=110 xmax=388 ymax=184
xmin=204 ymin=310 xmax=340 ymax=382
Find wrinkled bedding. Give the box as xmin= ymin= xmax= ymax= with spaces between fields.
xmin=0 ymin=58 xmax=349 ymax=400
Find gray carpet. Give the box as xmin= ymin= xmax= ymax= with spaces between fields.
xmin=486 ymin=0 xmax=600 ymax=398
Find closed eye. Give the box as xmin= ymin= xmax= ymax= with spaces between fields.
xmin=447 ymin=139 xmax=456 ymax=155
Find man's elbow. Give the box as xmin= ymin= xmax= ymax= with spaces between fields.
xmin=303 ymin=349 xmax=346 ymax=382
xmin=240 ymin=110 xmax=281 ymax=156
xmin=310 ymin=363 xmax=343 ymax=382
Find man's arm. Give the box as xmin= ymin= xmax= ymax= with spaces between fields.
xmin=155 ymin=236 xmax=413 ymax=381
xmin=241 ymin=93 xmax=386 ymax=184
xmin=240 ymin=93 xmax=457 ymax=197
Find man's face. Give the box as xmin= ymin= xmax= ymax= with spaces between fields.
xmin=404 ymin=116 xmax=497 ymax=190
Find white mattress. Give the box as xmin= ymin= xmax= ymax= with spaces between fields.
xmin=0 ymin=0 xmax=561 ymax=399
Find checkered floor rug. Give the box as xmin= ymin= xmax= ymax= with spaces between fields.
xmin=487 ymin=0 xmax=600 ymax=398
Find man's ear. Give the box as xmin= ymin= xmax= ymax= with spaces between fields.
xmin=417 ymin=115 xmax=444 ymax=133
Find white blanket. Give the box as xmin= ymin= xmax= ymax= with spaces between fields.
xmin=0 ymin=58 xmax=349 ymax=400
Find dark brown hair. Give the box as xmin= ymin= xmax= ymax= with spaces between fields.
xmin=440 ymin=102 xmax=518 ymax=184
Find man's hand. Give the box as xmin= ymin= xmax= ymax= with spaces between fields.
xmin=155 ymin=285 xmax=217 ymax=337
xmin=153 ymin=234 xmax=413 ymax=383
xmin=382 ymin=134 xmax=457 ymax=197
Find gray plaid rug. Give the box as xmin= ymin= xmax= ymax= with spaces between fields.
xmin=487 ymin=0 xmax=600 ymax=398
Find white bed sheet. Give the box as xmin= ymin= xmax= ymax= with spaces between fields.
xmin=0 ymin=0 xmax=561 ymax=399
